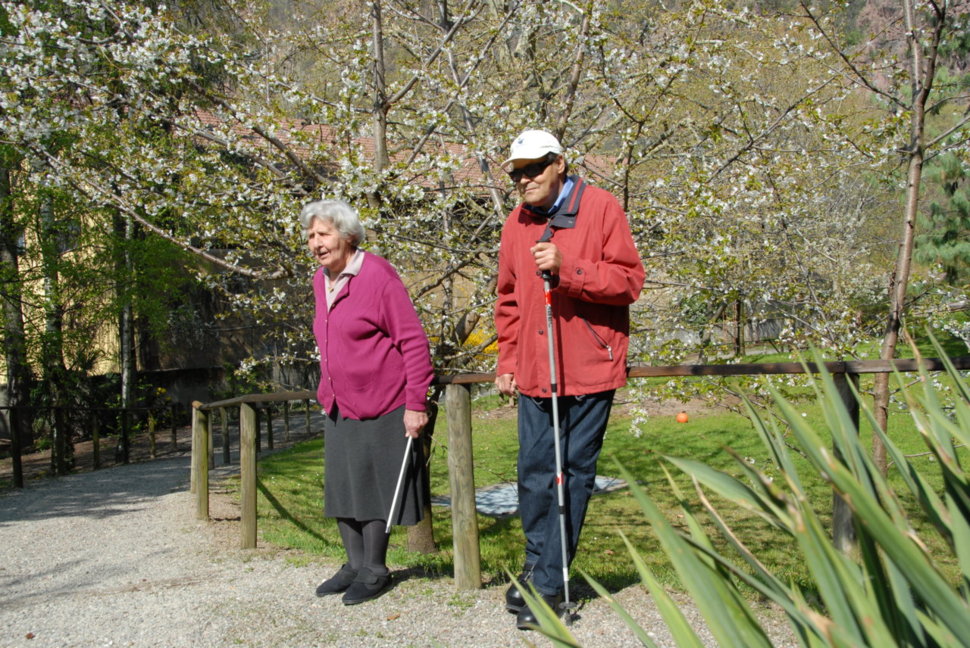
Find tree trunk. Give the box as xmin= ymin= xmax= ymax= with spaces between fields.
xmin=734 ymin=299 xmax=745 ymax=357
xmin=37 ymin=171 xmax=72 ymax=475
xmin=0 ymin=151 xmax=31 ymax=486
xmin=367 ymin=0 xmax=390 ymax=212
xmin=871 ymin=0 xmax=940 ymax=474
xmin=116 ymin=210 xmax=136 ymax=464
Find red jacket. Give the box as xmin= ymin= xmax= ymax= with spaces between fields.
xmin=495 ymin=179 xmax=645 ymax=397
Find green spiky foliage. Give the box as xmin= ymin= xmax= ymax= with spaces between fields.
xmin=527 ymin=338 xmax=970 ymax=647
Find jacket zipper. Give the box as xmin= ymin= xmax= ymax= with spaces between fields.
xmin=581 ymin=317 xmax=613 ymax=361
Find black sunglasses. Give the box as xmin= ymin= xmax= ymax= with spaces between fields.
xmin=508 ymin=156 xmax=556 ymax=182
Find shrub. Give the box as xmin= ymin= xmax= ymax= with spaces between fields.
xmin=528 ymin=341 xmax=970 ymax=647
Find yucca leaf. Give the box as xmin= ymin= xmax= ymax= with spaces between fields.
xmin=872 ymin=406 xmax=952 ymax=540
xmin=786 ymin=502 xmax=869 ymax=645
xmin=773 ymin=387 xmax=915 ymax=536
xmin=947 ymin=491 xmax=970 ymax=589
xmin=674 ymin=517 xmax=829 ymax=643
xmin=782 ymin=426 xmax=970 ymax=640
xmin=581 ymin=570 xmax=666 ymax=648
xmin=916 ymin=608 xmax=962 ymax=647
xmin=880 ymin=540 xmax=928 ymax=646
xmin=760 ymin=384 xmax=940 ymax=636
xmin=615 ymin=461 xmax=774 ymax=648
xmin=666 ymin=456 xmax=789 ymax=530
xmin=609 ymin=532 xmax=706 ymax=648
xmin=927 ymin=333 xmax=970 ymax=404
xmin=587 ymin=343 xmax=970 ymax=648
xmin=679 ymin=472 xmax=828 ymax=631
xmin=741 ymin=394 xmax=806 ymax=492
xmin=809 ymin=359 xmax=873 ymax=487
xmin=917 ymin=409 xmax=970 ymax=525
xmin=950 ymin=397 xmax=970 ymax=449
xmin=722 ymin=444 xmax=794 ymax=522
xmin=511 ymin=576 xmax=581 ymax=647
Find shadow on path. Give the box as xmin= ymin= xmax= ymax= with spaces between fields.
xmin=0 ymin=457 xmax=191 ymax=525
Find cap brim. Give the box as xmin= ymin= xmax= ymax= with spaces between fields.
xmin=501 ymin=152 xmax=555 ymax=171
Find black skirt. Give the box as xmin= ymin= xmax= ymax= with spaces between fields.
xmin=323 ymin=404 xmax=426 ymax=526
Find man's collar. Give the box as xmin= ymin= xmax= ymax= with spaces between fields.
xmin=526 ymin=176 xmax=575 ymax=217
xmin=524 ymin=176 xmax=586 ymax=240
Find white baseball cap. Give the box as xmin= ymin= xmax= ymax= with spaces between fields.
xmin=502 ymin=129 xmax=563 ymax=170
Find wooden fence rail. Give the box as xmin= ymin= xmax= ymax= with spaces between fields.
xmin=2 ymin=404 xmax=183 ymax=488
xmin=191 ymin=355 xmax=970 ymax=590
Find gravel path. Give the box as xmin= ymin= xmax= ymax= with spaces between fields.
xmin=0 ymin=453 xmax=796 ymax=647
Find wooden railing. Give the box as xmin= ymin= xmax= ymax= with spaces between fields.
xmin=191 ymin=355 xmax=970 ymax=590
xmin=2 ymin=404 xmax=183 ymax=488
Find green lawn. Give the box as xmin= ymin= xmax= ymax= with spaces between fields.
xmin=243 ymin=377 xmax=963 ymax=596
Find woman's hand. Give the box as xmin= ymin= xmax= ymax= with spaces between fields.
xmin=403 ymin=409 xmax=428 ymax=438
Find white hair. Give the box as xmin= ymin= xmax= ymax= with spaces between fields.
xmin=299 ymin=199 xmax=366 ymax=247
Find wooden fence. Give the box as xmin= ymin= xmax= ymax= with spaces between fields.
xmin=191 ymin=355 xmax=970 ymax=590
xmin=2 ymin=404 xmax=183 ymax=488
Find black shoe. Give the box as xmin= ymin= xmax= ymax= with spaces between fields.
xmin=315 ymin=563 xmax=358 ymax=597
xmin=516 ymin=592 xmax=564 ymax=631
xmin=505 ymin=568 xmax=535 ymax=613
xmin=342 ymin=567 xmax=392 ymax=605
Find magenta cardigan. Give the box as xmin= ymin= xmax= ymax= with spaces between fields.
xmin=312 ymin=251 xmax=433 ymax=420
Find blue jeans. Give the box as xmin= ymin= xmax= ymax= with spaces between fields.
xmin=517 ymin=390 xmax=614 ymax=596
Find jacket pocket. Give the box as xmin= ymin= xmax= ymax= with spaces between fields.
xmin=580 ymin=316 xmax=614 ymax=361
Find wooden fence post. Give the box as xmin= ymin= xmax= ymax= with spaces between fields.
xmin=240 ymin=403 xmax=258 ymax=549
xmin=191 ymin=404 xmax=209 ymax=520
xmin=120 ymin=409 xmax=130 ymax=464
xmin=9 ymin=407 xmax=23 ymax=489
xmin=283 ymin=401 xmax=290 ymax=441
xmin=91 ymin=411 xmax=100 ymax=470
xmin=206 ymin=410 xmax=215 ymax=469
xmin=221 ymin=407 xmax=230 ymax=465
xmin=304 ymin=400 xmax=311 ymax=435
xmin=254 ymin=408 xmax=261 ymax=455
xmin=170 ymin=404 xmax=178 ymax=452
xmin=189 ymin=411 xmax=196 ymax=493
xmin=445 ymin=383 xmax=481 ymax=589
xmin=148 ymin=413 xmax=156 ymax=459
xmin=265 ymin=405 xmax=274 ymax=450
xmin=832 ymin=371 xmax=860 ymax=552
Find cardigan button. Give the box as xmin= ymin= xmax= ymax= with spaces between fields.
xmin=576 ymin=268 xmax=583 ymax=274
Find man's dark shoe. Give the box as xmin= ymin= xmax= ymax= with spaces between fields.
xmin=315 ymin=564 xmax=357 ymax=597
xmin=341 ymin=567 xmax=392 ymax=605
xmin=505 ymin=568 xmax=535 ymax=613
xmin=516 ymin=591 xmax=564 ymax=630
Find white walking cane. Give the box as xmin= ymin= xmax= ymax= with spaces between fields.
xmin=542 ymin=271 xmax=573 ymax=623
xmin=385 ymin=435 xmax=414 ymax=534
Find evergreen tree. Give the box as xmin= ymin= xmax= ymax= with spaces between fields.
xmin=917 ymin=152 xmax=970 ymax=284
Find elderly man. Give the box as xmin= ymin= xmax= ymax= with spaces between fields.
xmin=494 ymin=129 xmax=645 ymax=629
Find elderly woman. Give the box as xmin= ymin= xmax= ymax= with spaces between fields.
xmin=301 ymin=199 xmax=434 ymax=605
